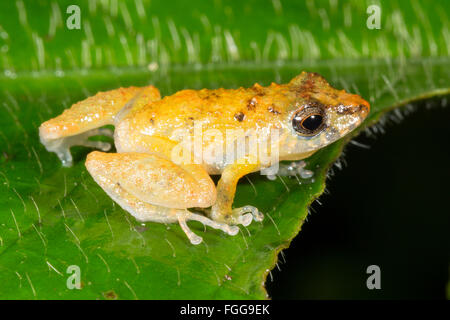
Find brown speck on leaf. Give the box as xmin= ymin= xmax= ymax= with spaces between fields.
xmin=44 ymin=34 xmax=54 ymax=42
xmin=234 ymin=112 xmax=245 ymax=122
xmin=103 ymin=290 xmax=118 ymax=300
xmin=2 ymin=152 xmax=10 ymax=161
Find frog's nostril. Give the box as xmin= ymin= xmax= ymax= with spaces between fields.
xmin=336 ymin=103 xmax=368 ymax=115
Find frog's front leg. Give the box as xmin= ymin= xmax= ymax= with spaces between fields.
xmin=39 ymin=85 xmax=160 ymax=166
xmin=85 ymin=151 xmax=239 ymax=244
xmin=211 ymin=161 xmax=264 ymax=226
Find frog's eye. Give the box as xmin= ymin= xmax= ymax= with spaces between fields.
xmin=292 ymin=105 xmax=326 ymax=136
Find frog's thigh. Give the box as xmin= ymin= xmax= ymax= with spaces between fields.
xmin=86 ymin=151 xmax=216 ymax=209
xmin=86 ymin=151 xmax=237 ymax=244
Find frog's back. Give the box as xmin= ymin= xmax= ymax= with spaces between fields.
xmin=124 ymin=83 xmax=295 ymax=140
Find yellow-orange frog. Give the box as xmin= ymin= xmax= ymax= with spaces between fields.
xmin=39 ymin=72 xmax=369 ymax=244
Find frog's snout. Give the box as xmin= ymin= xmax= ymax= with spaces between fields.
xmin=335 ymin=93 xmax=370 ymax=121
xmin=355 ymin=102 xmax=370 ymax=120
xmin=359 ymin=104 xmax=370 ymax=119
xmin=358 ymin=99 xmax=370 ymax=119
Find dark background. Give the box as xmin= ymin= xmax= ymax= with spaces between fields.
xmin=268 ymin=97 xmax=450 ymax=299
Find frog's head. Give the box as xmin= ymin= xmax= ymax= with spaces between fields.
xmin=279 ymin=72 xmax=370 ymax=160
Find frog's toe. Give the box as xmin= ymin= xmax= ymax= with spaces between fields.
xmin=237 ymin=213 xmax=252 ymax=226
xmin=177 ymin=211 xmax=241 ymax=244
xmin=178 ymin=214 xmax=204 ymax=245
xmin=40 ymin=136 xmax=73 ymax=167
xmin=56 ymin=147 xmax=74 ymax=167
xmin=79 ymin=128 xmax=114 ymax=151
xmin=78 ymin=140 xmax=112 ymax=152
xmin=188 ymin=233 xmax=203 ymax=245
xmin=228 ymin=225 xmax=240 ymax=236
xmin=189 ymin=212 xmax=240 ymax=236
xmin=90 ymin=127 xmax=114 ymax=138
xmin=253 ymin=210 xmax=264 ymax=222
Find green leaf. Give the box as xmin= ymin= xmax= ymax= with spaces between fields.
xmin=0 ymin=0 xmax=448 ymax=299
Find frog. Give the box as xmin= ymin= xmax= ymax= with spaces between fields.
xmin=39 ymin=72 xmax=370 ymax=244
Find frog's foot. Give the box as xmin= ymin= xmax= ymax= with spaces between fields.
xmin=178 ymin=212 xmax=240 ymax=245
xmin=229 ymin=205 xmax=264 ymax=227
xmin=41 ymin=128 xmax=114 ymax=167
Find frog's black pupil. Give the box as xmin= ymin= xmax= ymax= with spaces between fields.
xmin=302 ymin=114 xmax=323 ymax=131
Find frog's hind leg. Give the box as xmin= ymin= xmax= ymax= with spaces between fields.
xmin=85 ymin=151 xmax=238 ymax=244
xmin=39 ymin=86 xmax=160 ymax=166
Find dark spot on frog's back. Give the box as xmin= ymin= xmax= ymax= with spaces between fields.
xmin=234 ymin=112 xmax=245 ymax=122
xmin=247 ymin=97 xmax=257 ymax=111
xmin=201 ymin=91 xmax=219 ymax=100
xmin=294 ymin=80 xmax=314 ymax=98
xmin=252 ymin=84 xmax=265 ymax=96
xmin=308 ymin=72 xmax=326 ymax=81
xmin=297 ymin=72 xmax=326 ymax=93
xmin=204 ymin=94 xmax=216 ymax=100
xmin=268 ymin=105 xmax=280 ymax=115
xmin=302 ymin=79 xmax=314 ymax=90
xmin=185 ymin=116 xmax=195 ymax=125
